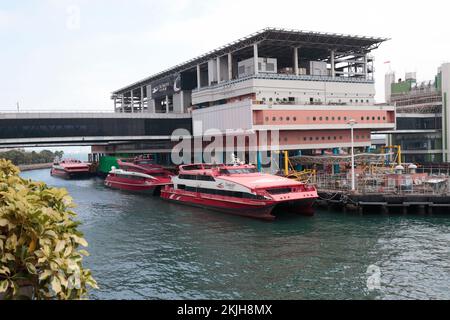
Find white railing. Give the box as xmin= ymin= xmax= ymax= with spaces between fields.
xmin=193 ymin=73 xmax=374 ymax=93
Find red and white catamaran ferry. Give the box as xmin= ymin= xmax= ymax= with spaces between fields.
xmin=50 ymin=159 xmax=92 ymax=179
xmin=161 ymin=158 xmax=318 ymax=220
xmin=104 ymin=157 xmax=173 ymax=195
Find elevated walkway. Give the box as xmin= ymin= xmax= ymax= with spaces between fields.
xmin=0 ymin=112 xmax=192 ymax=147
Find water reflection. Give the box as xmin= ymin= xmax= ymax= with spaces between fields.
xmin=21 ymin=169 xmax=450 ymax=300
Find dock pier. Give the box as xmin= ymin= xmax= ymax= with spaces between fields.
xmin=316 ymin=190 xmax=450 ymax=215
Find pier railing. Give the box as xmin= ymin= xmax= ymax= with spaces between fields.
xmin=315 ymin=173 xmax=450 ymax=196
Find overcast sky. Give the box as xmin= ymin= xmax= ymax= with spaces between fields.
xmin=1 ymin=0 xmax=449 ymax=112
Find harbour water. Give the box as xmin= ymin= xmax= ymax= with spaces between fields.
xmin=21 ymin=169 xmax=450 ymax=300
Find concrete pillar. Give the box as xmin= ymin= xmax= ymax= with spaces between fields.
xmin=217 ymin=56 xmax=221 ymax=83
xmin=149 ymin=99 xmax=155 ymax=113
xmin=257 ymin=151 xmax=262 ymax=172
xmin=364 ymin=54 xmax=368 ymax=80
xmin=180 ymin=91 xmax=185 ymax=113
xmin=196 ymin=64 xmax=201 ymax=89
xmin=294 ymin=47 xmax=299 ymax=76
xmin=140 ymin=86 xmax=144 ymax=113
xmin=228 ymin=53 xmax=233 ymax=81
xmin=114 ymin=97 xmax=117 ymax=111
xmin=333 ymin=148 xmax=340 ymax=173
xmin=295 ymin=150 xmax=303 ymax=171
xmin=253 ymin=43 xmax=259 ymax=75
xmin=165 ymin=95 xmax=169 ymax=114
xmin=130 ymin=90 xmax=134 ymax=113
xmin=331 ymin=50 xmax=336 ymax=78
xmin=121 ymin=95 xmax=125 ymax=113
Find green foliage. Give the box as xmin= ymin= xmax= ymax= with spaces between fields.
xmin=0 ymin=159 xmax=97 ymax=300
xmin=0 ymin=149 xmax=64 ymax=166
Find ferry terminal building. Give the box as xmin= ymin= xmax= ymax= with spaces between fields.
xmin=92 ymin=28 xmax=396 ymax=170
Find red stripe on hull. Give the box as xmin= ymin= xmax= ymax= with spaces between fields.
xmin=160 ymin=189 xmax=315 ymax=221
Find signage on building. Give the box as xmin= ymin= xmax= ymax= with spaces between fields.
xmin=151 ymin=73 xmax=197 ymax=99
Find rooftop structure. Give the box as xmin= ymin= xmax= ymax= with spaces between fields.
xmin=113 ymin=28 xmax=388 ymax=96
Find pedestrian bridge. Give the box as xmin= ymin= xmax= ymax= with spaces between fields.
xmin=0 ymin=112 xmax=192 ymax=147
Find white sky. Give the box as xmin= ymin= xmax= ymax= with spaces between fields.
xmin=1 ymin=0 xmax=449 ymax=112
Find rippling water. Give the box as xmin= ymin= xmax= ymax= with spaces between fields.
xmin=21 ymin=169 xmax=450 ymax=300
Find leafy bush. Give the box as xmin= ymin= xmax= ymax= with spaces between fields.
xmin=0 ymin=159 xmax=97 ymax=300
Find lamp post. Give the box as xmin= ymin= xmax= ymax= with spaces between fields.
xmin=348 ymin=118 xmax=357 ymax=192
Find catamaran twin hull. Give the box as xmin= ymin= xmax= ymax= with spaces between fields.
xmin=161 ymin=188 xmax=316 ymax=221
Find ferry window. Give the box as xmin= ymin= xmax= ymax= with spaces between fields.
xmin=383 ymin=116 xmax=386 ymax=120
xmin=310 ymin=98 xmax=314 ymax=103
xmin=304 ymin=137 xmax=307 ymax=141
xmin=151 ymin=172 xmax=166 ymax=177
xmin=293 ymin=117 xmax=297 ymax=121
xmin=319 ymin=117 xmax=323 ymax=121
xmin=266 ymin=63 xmax=275 ymax=72
xmin=378 ymin=117 xmax=381 ymax=120
xmin=372 ymin=117 xmax=375 ymax=121
xmin=344 ymin=117 xmax=347 ymax=121
xmin=279 ymin=117 xmax=283 ymax=121
xmin=272 ymin=117 xmax=276 ymax=121
xmin=334 ymin=136 xmax=337 ymax=140
xmin=326 ymin=117 xmax=329 ymax=121
xmin=332 ymin=117 xmax=335 ymax=121
xmin=338 ymin=117 xmax=341 ymax=121
xmin=313 ymin=117 xmax=316 ymax=121
xmin=183 ymin=165 xmax=203 ymax=170
xmin=366 ymin=100 xmax=369 ymax=103
xmin=220 ymin=168 xmax=257 ymax=175
xmin=286 ymin=117 xmax=290 ymax=121
xmin=179 ymin=174 xmax=197 ymax=180
xmin=339 ymin=136 xmax=343 ymax=139
xmin=197 ymin=175 xmax=215 ymax=182
xmin=265 ymin=117 xmax=269 ymax=121
xmin=316 ymin=137 xmax=319 ymax=141
xmin=309 ymin=137 xmax=313 ymax=141
xmin=361 ymin=117 xmax=364 ymax=121
xmin=178 ymin=185 xmax=186 ymax=190
xmin=321 ymin=137 xmax=325 ymax=140
xmin=350 ymin=99 xmax=353 ymax=103
xmin=328 ymin=136 xmax=331 ymax=140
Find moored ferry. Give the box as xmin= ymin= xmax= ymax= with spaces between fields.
xmin=104 ymin=166 xmax=172 ymax=195
xmin=50 ymin=159 xmax=92 ymax=179
xmin=116 ymin=156 xmax=174 ymax=177
xmin=160 ymin=161 xmax=318 ymax=220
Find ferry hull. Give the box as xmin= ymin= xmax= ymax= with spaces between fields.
xmin=160 ymin=189 xmax=315 ymax=221
xmin=104 ymin=177 xmax=168 ymax=195
xmin=51 ymin=168 xmax=91 ymax=180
